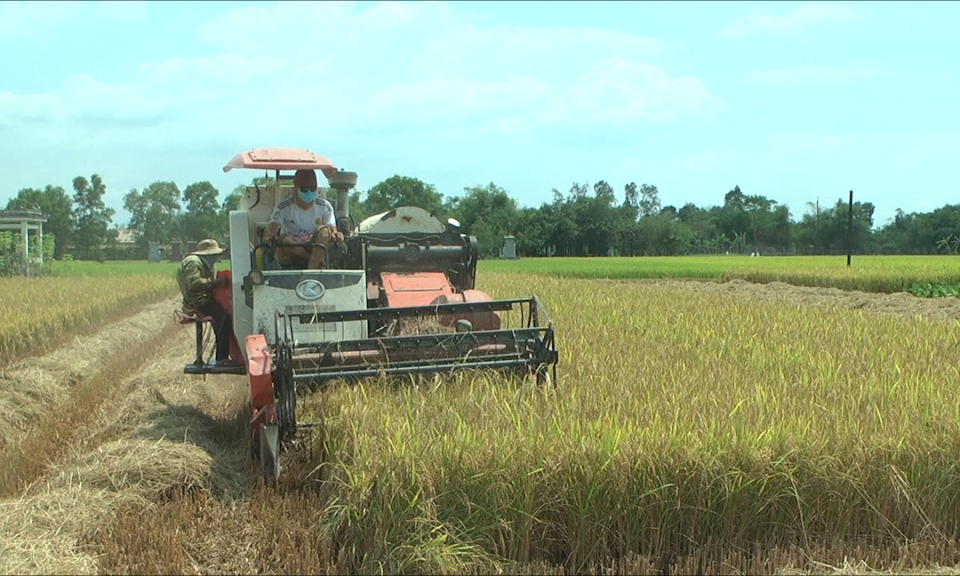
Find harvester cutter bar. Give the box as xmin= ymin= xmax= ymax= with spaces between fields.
xmin=288 ymin=326 xmax=555 ymax=381
xmin=277 ymin=296 xmax=542 ymax=325
xmin=274 ymin=296 xmax=557 ymax=382
xmin=292 ymin=356 xmax=544 ymax=381
xmin=295 ymin=351 xmax=533 ymax=370
xmin=289 ymin=326 xmax=546 ymax=353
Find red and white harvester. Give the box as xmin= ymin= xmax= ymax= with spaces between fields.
xmin=185 ymin=148 xmax=558 ymax=481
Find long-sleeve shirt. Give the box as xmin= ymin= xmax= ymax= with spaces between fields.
xmin=176 ymin=254 xmax=217 ymax=309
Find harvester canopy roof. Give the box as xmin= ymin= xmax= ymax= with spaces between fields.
xmin=222 ymin=148 xmax=337 ymax=178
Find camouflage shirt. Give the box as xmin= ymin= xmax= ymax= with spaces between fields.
xmin=176 ymin=254 xmax=217 ymax=309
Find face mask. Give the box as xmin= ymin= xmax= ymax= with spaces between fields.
xmin=299 ymin=189 xmax=317 ymax=203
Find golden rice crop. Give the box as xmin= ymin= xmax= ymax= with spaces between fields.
xmin=484 ymin=255 xmax=960 ymax=294
xmin=719 ymin=261 xmax=960 ymax=293
xmin=298 ymin=271 xmax=960 ymax=574
xmin=0 ymin=275 xmax=175 ymax=366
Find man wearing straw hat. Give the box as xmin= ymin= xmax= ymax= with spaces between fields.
xmin=176 ymin=238 xmax=238 ymax=367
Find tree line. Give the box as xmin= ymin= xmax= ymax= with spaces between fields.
xmin=5 ymin=173 xmax=960 ymax=260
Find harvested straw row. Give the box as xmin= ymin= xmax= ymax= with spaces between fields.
xmin=0 ymin=324 xmax=251 ymax=575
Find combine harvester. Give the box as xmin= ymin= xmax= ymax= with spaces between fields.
xmin=185 ymin=148 xmax=558 ymax=481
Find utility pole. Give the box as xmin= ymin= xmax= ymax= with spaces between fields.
xmin=846 ymin=190 xmax=853 ymax=267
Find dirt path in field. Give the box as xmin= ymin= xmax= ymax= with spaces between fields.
xmin=1 ymin=281 xmax=959 ymax=575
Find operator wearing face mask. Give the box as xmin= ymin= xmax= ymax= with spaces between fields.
xmin=265 ymin=169 xmax=344 ymax=269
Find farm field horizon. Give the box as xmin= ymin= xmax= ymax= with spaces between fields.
xmin=3 ymin=256 xmax=960 ymax=573
xmin=43 ymin=253 xmax=960 ymax=287
xmin=483 ymin=254 xmax=960 ymax=293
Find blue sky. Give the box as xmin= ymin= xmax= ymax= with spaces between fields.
xmin=1 ymin=1 xmax=957 ymax=229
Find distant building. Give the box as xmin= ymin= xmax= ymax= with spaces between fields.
xmin=0 ymin=209 xmax=47 ymax=275
xmin=500 ymin=235 xmax=518 ymax=259
xmin=115 ymin=228 xmax=137 ymax=245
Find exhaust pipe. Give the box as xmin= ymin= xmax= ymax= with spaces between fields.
xmin=328 ymin=170 xmax=358 ymax=234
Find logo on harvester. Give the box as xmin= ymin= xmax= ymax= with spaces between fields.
xmin=295 ymin=279 xmax=326 ymax=300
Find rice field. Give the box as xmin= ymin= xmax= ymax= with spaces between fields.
xmin=293 ymin=269 xmax=960 ymax=573
xmin=5 ymin=255 xmax=960 ymax=574
xmin=0 ymin=273 xmax=176 ymax=366
xmin=482 ymin=255 xmax=960 ymax=294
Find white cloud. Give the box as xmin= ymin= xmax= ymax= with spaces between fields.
xmin=414 ymin=24 xmax=669 ymax=81
xmin=185 ymin=3 xmax=709 ymax=136
xmin=196 ymin=1 xmax=364 ymax=57
xmin=137 ymin=54 xmax=293 ymax=88
xmin=375 ymin=57 xmax=722 ymax=139
xmin=0 ymin=51 xmax=312 ymax=141
xmin=721 ymin=3 xmax=865 ymax=39
xmin=0 ymin=1 xmax=724 ymax=218
xmin=745 ymin=64 xmax=881 ymax=85
xmin=538 ymin=57 xmax=721 ymax=127
xmin=356 ymin=77 xmax=551 ymax=129
xmin=195 ymin=1 xmax=671 ymax=87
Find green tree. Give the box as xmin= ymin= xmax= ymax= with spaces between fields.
xmin=623 ymin=182 xmax=639 ymax=217
xmin=593 ymin=180 xmax=615 ymax=201
xmin=447 ymin=183 xmax=518 ymax=258
xmin=677 ymin=203 xmax=718 ymax=254
xmin=123 ymin=181 xmax=182 ymax=248
xmin=638 ymin=183 xmax=661 ymax=217
xmin=905 ymin=204 xmax=960 ymax=254
xmin=514 ymin=206 xmax=549 ymax=256
xmin=936 ymin=235 xmax=956 ymax=254
xmin=5 ymin=185 xmax=75 ymax=259
xmin=741 ymin=194 xmax=790 ymax=253
xmin=579 ymin=183 xmax=619 ymax=256
xmin=724 ymin=185 xmax=745 ymax=210
xmin=345 ymin=189 xmax=369 ymax=226
xmin=361 ymin=175 xmax=445 ymax=217
xmin=220 ymin=184 xmax=245 ymax=219
xmin=180 ymin=181 xmax=221 ymax=242
xmin=794 ymin=198 xmax=874 ymax=254
xmin=636 ymin=212 xmax=675 ymax=255
xmin=715 ymin=185 xmax=751 ymax=253
xmin=72 ymin=174 xmax=115 ymax=261
xmin=543 ymin=191 xmax=577 ymax=256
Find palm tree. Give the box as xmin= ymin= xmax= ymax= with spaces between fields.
xmin=936 ymin=235 xmax=956 ymax=254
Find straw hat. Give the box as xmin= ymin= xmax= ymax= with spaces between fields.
xmin=193 ymin=239 xmax=226 ymax=255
